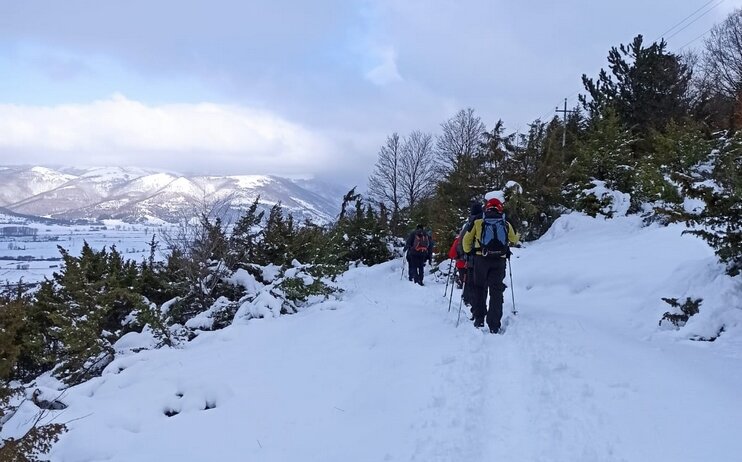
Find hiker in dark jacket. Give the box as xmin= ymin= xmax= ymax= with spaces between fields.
xmin=404 ymin=224 xmax=431 ymax=286
xmin=462 ymin=198 xmax=519 ymax=333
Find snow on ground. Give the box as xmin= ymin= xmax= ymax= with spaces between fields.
xmin=9 ymin=214 xmax=742 ymax=461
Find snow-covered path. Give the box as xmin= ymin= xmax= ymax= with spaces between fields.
xmin=33 ymin=215 xmax=742 ymax=461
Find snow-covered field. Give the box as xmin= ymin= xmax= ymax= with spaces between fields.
xmin=0 ymin=220 xmax=167 ymax=284
xmin=6 ymin=214 xmax=742 ymax=461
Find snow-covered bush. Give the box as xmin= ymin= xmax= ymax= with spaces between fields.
xmin=571 ymin=180 xmax=631 ymax=218
xmin=659 ymin=297 xmax=702 ymax=329
xmin=231 ymin=262 xmax=341 ymax=322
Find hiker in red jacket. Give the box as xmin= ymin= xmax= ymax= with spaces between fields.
xmin=447 ymin=236 xmax=467 ymax=289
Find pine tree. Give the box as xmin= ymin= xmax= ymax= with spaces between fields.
xmin=681 ymin=133 xmax=742 ymax=275
xmin=258 ymin=204 xmax=292 ymax=266
xmin=330 ymin=193 xmax=391 ymax=266
xmin=571 ymin=109 xmax=634 ymax=194
xmin=30 ymin=243 xmax=149 ymax=384
xmin=230 ymin=196 xmax=265 ymax=266
xmin=581 ymin=35 xmax=692 ymax=135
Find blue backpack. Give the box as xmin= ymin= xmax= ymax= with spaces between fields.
xmin=480 ymin=212 xmax=508 ymax=257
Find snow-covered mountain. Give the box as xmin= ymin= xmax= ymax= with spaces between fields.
xmin=0 ymin=166 xmax=346 ymax=224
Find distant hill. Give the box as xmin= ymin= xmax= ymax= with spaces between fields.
xmin=0 ymin=166 xmax=347 ymax=224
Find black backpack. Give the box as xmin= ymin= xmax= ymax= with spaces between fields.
xmin=479 ymin=211 xmax=508 ymax=257
xmin=412 ymin=232 xmax=430 ymax=254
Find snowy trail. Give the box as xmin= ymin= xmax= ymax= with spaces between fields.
xmin=30 ymin=215 xmax=742 ymax=461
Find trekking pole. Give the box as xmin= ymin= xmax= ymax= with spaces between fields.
xmin=447 ymin=267 xmax=456 ymax=312
xmin=455 ymin=291 xmax=464 ymax=327
xmin=508 ymin=255 xmax=517 ymax=315
xmin=443 ymin=259 xmax=454 ymax=297
xmin=400 ymin=251 xmax=407 ymax=280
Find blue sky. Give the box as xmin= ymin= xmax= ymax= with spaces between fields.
xmin=0 ymin=0 xmax=739 ymax=186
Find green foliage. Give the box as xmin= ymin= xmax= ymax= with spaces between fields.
xmin=330 ymin=190 xmax=392 ymax=266
xmin=0 ymin=422 xmax=67 ymax=462
xmin=0 ymin=292 xmax=26 ymax=381
xmin=581 ymin=35 xmax=691 ymax=134
xmin=34 ymin=243 xmax=149 ymax=384
xmin=571 ymin=109 xmax=635 ymax=192
xmin=680 ymin=133 xmax=742 ymax=276
xmin=255 ymin=204 xmax=293 ymax=266
xmin=503 ymin=188 xmax=543 ymax=240
xmin=1 ymin=378 xmax=67 ymax=461
xmin=230 ymin=196 xmax=265 ymax=265
xmin=278 ymin=276 xmax=337 ymax=306
xmin=660 ymin=297 xmax=702 ymax=327
xmin=571 ymin=185 xmax=616 ymax=218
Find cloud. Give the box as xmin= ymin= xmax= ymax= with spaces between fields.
xmin=0 ymin=95 xmax=334 ymax=176
xmin=0 ymin=0 xmax=735 ymax=185
xmin=365 ymin=47 xmax=403 ymax=85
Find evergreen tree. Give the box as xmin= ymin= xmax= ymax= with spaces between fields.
xmin=257 ymin=204 xmax=293 ymax=266
xmin=330 ymin=191 xmax=391 ymax=266
xmin=581 ymin=35 xmax=692 ymax=136
xmin=571 ymin=109 xmax=634 ymax=194
xmin=680 ymin=133 xmax=742 ymax=275
xmin=33 ymin=243 xmax=148 ymax=384
xmin=230 ymin=196 xmax=265 ymax=266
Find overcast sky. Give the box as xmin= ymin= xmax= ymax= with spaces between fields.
xmin=0 ymin=0 xmax=740 ymax=187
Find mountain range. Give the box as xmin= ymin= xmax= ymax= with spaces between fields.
xmin=0 ymin=166 xmax=349 ymax=224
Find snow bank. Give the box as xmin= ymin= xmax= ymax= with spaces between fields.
xmin=4 ymin=213 xmax=741 ymax=462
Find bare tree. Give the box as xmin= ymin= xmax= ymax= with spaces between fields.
xmin=436 ymin=108 xmax=486 ymax=173
xmin=701 ymin=9 xmax=742 ymax=99
xmin=368 ymin=133 xmax=403 ymax=220
xmin=399 ymin=130 xmax=437 ymax=209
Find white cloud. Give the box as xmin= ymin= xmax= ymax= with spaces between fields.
xmin=365 ymin=46 xmax=403 ymax=85
xmin=0 ymin=95 xmax=334 ymax=175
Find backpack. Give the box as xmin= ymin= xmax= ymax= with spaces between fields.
xmin=413 ymin=233 xmax=430 ymax=254
xmin=479 ymin=212 xmax=508 ymax=257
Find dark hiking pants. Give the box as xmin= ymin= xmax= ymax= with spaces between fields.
xmin=471 ymin=255 xmax=507 ymax=331
xmin=408 ymin=255 xmax=426 ymax=284
xmin=463 ymin=265 xmax=475 ymax=306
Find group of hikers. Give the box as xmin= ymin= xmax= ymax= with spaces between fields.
xmin=403 ymin=196 xmax=519 ymax=334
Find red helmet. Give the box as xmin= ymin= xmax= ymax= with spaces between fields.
xmin=485 ymin=198 xmax=504 ymax=213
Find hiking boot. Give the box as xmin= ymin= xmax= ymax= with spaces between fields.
xmin=489 ymin=326 xmax=501 ymax=334
xmin=473 ymin=319 xmax=484 ymax=328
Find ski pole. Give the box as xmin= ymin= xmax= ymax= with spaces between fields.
xmin=455 ymin=291 xmax=464 ymax=327
xmin=508 ymin=255 xmax=517 ymax=315
xmin=443 ymin=258 xmax=454 ymax=297
xmin=447 ymin=266 xmax=456 ymax=312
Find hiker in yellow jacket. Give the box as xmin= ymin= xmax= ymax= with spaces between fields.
xmin=462 ymin=198 xmax=519 ymax=334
